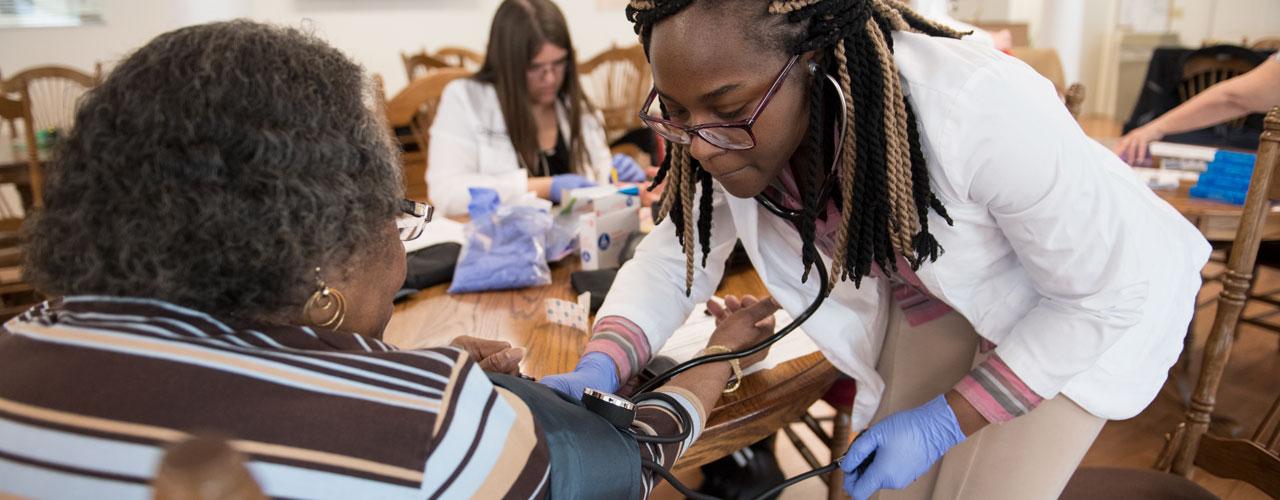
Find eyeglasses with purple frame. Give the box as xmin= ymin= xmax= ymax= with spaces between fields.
xmin=638 ymin=54 xmax=800 ymax=151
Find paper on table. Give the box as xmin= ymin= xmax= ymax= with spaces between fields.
xmin=545 ymin=292 xmax=591 ymax=333
xmin=1149 ymin=142 xmax=1217 ymax=162
xmin=1130 ymin=167 xmax=1198 ymax=191
xmin=654 ymin=299 xmax=819 ymax=376
xmin=402 ymin=216 xmax=465 ymax=254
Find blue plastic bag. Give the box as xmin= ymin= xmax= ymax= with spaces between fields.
xmin=449 ymin=188 xmax=554 ymax=293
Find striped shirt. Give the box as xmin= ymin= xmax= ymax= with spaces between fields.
xmin=0 ymin=296 xmax=704 ymax=499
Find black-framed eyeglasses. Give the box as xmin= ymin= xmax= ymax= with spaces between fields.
xmin=638 ymin=54 xmax=799 ymax=151
xmin=397 ymin=199 xmax=433 ymax=241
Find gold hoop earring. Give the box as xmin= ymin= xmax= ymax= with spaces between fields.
xmin=303 ymin=267 xmax=346 ymax=330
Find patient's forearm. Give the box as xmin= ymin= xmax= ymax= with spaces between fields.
xmin=665 ymin=361 xmax=734 ymax=416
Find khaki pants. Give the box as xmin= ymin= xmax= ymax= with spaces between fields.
xmin=869 ymin=304 xmax=1105 ymax=500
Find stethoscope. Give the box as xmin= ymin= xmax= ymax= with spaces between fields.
xmin=624 ymin=194 xmax=841 ymax=500
xmin=632 ymin=58 xmax=848 ymax=396
xmin=620 ymin=64 xmax=856 ymax=500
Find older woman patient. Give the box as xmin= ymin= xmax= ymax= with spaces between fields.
xmin=0 ymin=20 xmax=775 ymax=499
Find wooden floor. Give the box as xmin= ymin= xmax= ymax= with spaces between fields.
xmin=764 ymin=256 xmax=1279 ymax=500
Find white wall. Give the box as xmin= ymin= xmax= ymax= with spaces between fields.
xmin=0 ymin=0 xmax=188 ymax=79
xmin=0 ymin=0 xmax=640 ymax=92
xmin=1169 ymin=0 xmax=1280 ymax=47
xmin=953 ymin=0 xmax=1277 ymax=117
xmin=953 ymin=0 xmax=1044 ymax=43
xmin=955 ymin=0 xmax=1280 ymax=50
xmin=5 ymin=0 xmax=1274 ymax=112
xmin=951 ymin=0 xmax=1016 ymax=22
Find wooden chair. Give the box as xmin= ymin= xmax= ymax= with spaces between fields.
xmin=1179 ymin=45 xmax=1280 ymax=348
xmin=1064 ymin=83 xmax=1087 ymax=120
xmin=401 ymin=47 xmax=483 ymax=81
xmin=400 ymin=50 xmax=453 ymax=81
xmin=152 ymin=434 xmax=265 ymax=500
xmin=0 ymin=90 xmax=39 ymax=210
xmin=1061 ymin=108 xmax=1280 ymax=500
xmin=376 ymin=68 xmax=471 ymax=202
xmin=0 ymin=93 xmax=45 ymax=320
xmin=0 ymin=64 xmax=102 ymax=139
xmin=578 ymin=44 xmax=651 ymax=143
xmin=781 ymin=378 xmax=854 ymax=500
xmin=1060 ymin=467 xmax=1216 ymax=500
xmin=1153 ymin=107 xmax=1280 ymax=498
xmin=432 ymin=46 xmax=484 ymax=71
xmin=1179 ymin=49 xmax=1261 ymax=130
xmin=1248 ymin=37 xmax=1280 ymax=52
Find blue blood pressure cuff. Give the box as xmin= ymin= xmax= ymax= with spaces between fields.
xmin=487 ymin=373 xmax=644 ymax=499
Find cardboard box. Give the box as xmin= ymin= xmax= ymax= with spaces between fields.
xmin=579 ymin=207 xmax=640 ymax=270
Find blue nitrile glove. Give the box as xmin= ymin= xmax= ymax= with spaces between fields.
xmin=611 ymin=153 xmax=647 ymax=183
xmin=550 ymin=174 xmax=596 ymax=204
xmin=467 ymin=187 xmax=501 ymax=219
xmin=540 ymin=352 xmax=620 ymax=399
xmin=839 ymin=394 xmax=966 ymax=500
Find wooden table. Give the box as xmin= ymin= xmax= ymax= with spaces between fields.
xmin=1155 ymin=179 xmax=1280 ymax=242
xmin=1096 ymin=131 xmax=1280 ymax=243
xmin=382 ymin=258 xmax=839 ymax=472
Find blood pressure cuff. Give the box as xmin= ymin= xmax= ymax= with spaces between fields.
xmin=487 ymin=373 xmax=644 ymax=499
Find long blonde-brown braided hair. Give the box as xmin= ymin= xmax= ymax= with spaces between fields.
xmin=628 ymin=0 xmax=961 ymax=294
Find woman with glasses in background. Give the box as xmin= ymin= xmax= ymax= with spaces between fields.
xmin=428 ymin=0 xmax=648 ymax=216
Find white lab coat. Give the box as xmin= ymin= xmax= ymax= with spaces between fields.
xmin=599 ymin=31 xmax=1212 ymax=430
xmin=428 ymin=78 xmax=614 ymax=216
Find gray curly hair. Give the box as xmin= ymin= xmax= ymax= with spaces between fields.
xmin=24 ymin=20 xmax=403 ymax=320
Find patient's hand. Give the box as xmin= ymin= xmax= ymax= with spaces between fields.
xmin=705 ymin=295 xmax=779 ymax=368
xmin=450 ymin=336 xmax=525 ymax=375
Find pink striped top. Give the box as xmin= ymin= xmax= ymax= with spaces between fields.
xmin=771 ymin=168 xmax=1042 ymax=423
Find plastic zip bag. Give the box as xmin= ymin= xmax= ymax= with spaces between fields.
xmin=448 ymin=188 xmax=553 ymax=293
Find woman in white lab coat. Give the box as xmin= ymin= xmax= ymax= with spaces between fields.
xmin=427 ymin=0 xmax=645 ymax=216
xmin=540 ymin=1 xmax=1211 ymax=499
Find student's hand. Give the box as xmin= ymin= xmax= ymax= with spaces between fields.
xmin=1113 ymin=122 xmax=1165 ymax=165
xmin=449 ymin=336 xmax=525 ymax=375
xmin=838 ymin=394 xmax=966 ymax=500
xmin=612 ymin=153 xmax=648 ymax=183
xmin=705 ymin=296 xmax=779 ymax=368
xmin=549 ymin=174 xmax=596 ymax=203
xmin=539 ymin=352 xmax=620 ymax=399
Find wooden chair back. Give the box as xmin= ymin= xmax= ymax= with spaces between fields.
xmin=432 ymin=46 xmax=484 ymax=71
xmin=1179 ymin=49 xmax=1260 ymax=130
xmin=152 ymin=435 xmax=266 ymax=500
xmin=0 ymin=92 xmax=40 ymax=210
xmin=1156 ymin=107 xmax=1280 ymax=498
xmin=578 ymin=44 xmax=651 ymax=143
xmin=401 ymin=47 xmax=483 ymax=81
xmin=376 ymin=68 xmax=470 ymax=202
xmin=400 ymin=50 xmax=452 ymax=81
xmin=1064 ymin=83 xmax=1086 ymax=120
xmin=0 ymin=64 xmax=102 ymax=137
xmin=1248 ymin=37 xmax=1280 ymax=52
xmin=0 ymin=93 xmax=46 ymax=320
